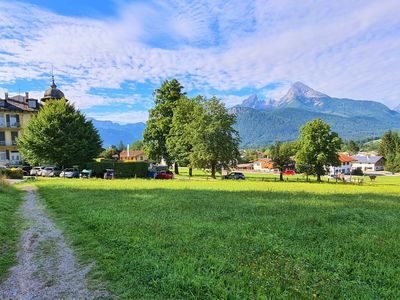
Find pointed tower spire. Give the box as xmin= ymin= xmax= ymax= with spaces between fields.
xmin=51 ymin=65 xmax=57 ymax=88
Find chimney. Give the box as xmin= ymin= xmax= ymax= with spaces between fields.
xmin=5 ymin=92 xmax=8 ymax=100
xmin=25 ymin=92 xmax=29 ymax=100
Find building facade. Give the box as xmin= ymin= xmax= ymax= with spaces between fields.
xmin=0 ymin=78 xmax=65 ymax=165
xmin=329 ymin=154 xmax=356 ymax=175
xmin=351 ymin=155 xmax=385 ymax=172
xmin=119 ymin=150 xmax=147 ymax=161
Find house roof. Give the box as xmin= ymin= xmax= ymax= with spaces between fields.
xmin=352 ymin=155 xmax=384 ymax=164
xmin=120 ymin=150 xmax=145 ymax=157
xmin=338 ymin=154 xmax=356 ymax=163
xmin=256 ymin=158 xmax=272 ymax=162
xmin=0 ymin=97 xmax=41 ymax=112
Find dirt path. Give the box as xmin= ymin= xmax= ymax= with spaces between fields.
xmin=0 ymin=186 xmax=108 ymax=300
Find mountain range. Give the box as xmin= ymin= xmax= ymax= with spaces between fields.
xmin=231 ymin=82 xmax=400 ymax=147
xmin=88 ymin=118 xmax=145 ymax=147
xmin=90 ymin=82 xmax=400 ymax=148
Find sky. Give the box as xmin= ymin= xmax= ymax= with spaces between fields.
xmin=0 ymin=0 xmax=399 ymax=123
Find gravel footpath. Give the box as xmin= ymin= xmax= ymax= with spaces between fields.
xmin=0 ymin=186 xmax=108 ymax=300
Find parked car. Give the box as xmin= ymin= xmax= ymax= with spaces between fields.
xmin=282 ymin=170 xmax=296 ymax=176
xmin=59 ymin=168 xmax=79 ymax=178
xmin=21 ymin=166 xmax=32 ymax=176
xmin=42 ymin=167 xmax=62 ymax=177
xmin=30 ymin=166 xmax=45 ymax=176
xmin=80 ymin=169 xmax=93 ymax=178
xmin=224 ymin=172 xmax=245 ymax=180
xmin=155 ymin=170 xmax=174 ymax=179
xmin=103 ymin=169 xmax=115 ymax=180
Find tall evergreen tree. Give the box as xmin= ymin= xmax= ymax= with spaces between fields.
xmin=18 ymin=99 xmax=102 ymax=167
xmin=296 ymin=119 xmax=342 ymax=182
xmin=143 ymin=79 xmax=185 ymax=173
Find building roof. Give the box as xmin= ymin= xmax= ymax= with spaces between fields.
xmin=338 ymin=154 xmax=356 ymax=163
xmin=120 ymin=150 xmax=145 ymax=157
xmin=0 ymin=97 xmax=40 ymax=112
xmin=256 ymin=158 xmax=272 ymax=162
xmin=352 ymin=155 xmax=384 ymax=164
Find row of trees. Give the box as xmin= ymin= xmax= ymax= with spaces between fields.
xmin=143 ymin=79 xmax=240 ymax=178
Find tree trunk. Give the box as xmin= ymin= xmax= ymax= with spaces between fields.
xmin=279 ymin=172 xmax=284 ymax=182
xmin=174 ymin=162 xmax=179 ymax=175
xmin=317 ymin=173 xmax=321 ymax=182
xmin=211 ymin=164 xmax=216 ymax=179
xmin=189 ymin=167 xmax=193 ymax=177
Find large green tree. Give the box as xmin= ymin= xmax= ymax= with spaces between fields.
xmin=379 ymin=131 xmax=400 ymax=173
xmin=143 ymin=79 xmax=185 ymax=173
xmin=296 ymin=119 xmax=342 ymax=182
xmin=270 ymin=141 xmax=297 ymax=181
xmin=18 ymin=99 xmax=102 ymax=167
xmin=166 ymin=96 xmax=199 ymax=177
xmin=189 ymin=96 xmax=240 ymax=179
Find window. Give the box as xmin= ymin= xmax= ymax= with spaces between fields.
xmin=11 ymin=132 xmax=18 ymax=145
xmin=6 ymin=114 xmax=20 ymax=127
xmin=0 ymin=151 xmax=6 ymax=161
xmin=0 ymin=114 xmax=4 ymax=127
xmin=28 ymin=99 xmax=37 ymax=108
xmin=0 ymin=132 xmax=5 ymax=146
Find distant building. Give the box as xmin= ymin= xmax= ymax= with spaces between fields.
xmin=351 ymin=155 xmax=385 ymax=172
xmin=0 ymin=77 xmax=65 ymax=165
xmin=329 ymin=154 xmax=356 ymax=175
xmin=253 ymin=158 xmax=274 ymax=171
xmin=119 ymin=150 xmax=147 ymax=161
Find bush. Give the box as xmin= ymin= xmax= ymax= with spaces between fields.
xmin=86 ymin=161 xmax=149 ymax=178
xmin=0 ymin=168 xmax=24 ymax=179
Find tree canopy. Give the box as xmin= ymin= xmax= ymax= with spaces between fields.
xmin=189 ymin=96 xmax=241 ymax=178
xmin=143 ymin=79 xmax=185 ymax=167
xmin=18 ymin=99 xmax=102 ymax=167
xmin=296 ymin=119 xmax=342 ymax=182
xmin=270 ymin=141 xmax=297 ymax=181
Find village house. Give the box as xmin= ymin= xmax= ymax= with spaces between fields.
xmin=119 ymin=150 xmax=147 ymax=161
xmin=253 ymin=158 xmax=275 ymax=172
xmin=351 ymin=155 xmax=385 ymax=172
xmin=0 ymin=78 xmax=65 ymax=165
xmin=329 ymin=154 xmax=356 ymax=175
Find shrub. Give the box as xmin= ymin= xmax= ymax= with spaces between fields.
xmin=0 ymin=168 xmax=24 ymax=179
xmin=86 ymin=161 xmax=149 ymax=178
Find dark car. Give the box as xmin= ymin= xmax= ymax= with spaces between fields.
xmin=103 ymin=169 xmax=115 ymax=180
xmin=60 ymin=168 xmax=80 ymax=178
xmin=155 ymin=170 xmax=174 ymax=179
xmin=224 ymin=172 xmax=245 ymax=180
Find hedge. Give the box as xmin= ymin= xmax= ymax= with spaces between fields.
xmin=0 ymin=168 xmax=24 ymax=179
xmin=86 ymin=161 xmax=149 ymax=178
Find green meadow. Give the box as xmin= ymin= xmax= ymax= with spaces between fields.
xmin=32 ymin=178 xmax=400 ymax=299
xmin=0 ymin=183 xmax=22 ymax=281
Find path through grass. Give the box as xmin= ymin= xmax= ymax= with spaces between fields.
xmin=35 ymin=178 xmax=400 ymax=299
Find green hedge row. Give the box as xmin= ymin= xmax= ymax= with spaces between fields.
xmin=0 ymin=168 xmax=24 ymax=179
xmin=86 ymin=161 xmax=149 ymax=178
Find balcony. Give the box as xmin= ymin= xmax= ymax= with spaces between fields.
xmin=0 ymin=141 xmax=18 ymax=147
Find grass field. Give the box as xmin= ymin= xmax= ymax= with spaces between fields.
xmin=32 ymin=177 xmax=400 ymax=299
xmin=0 ymin=182 xmax=22 ymax=281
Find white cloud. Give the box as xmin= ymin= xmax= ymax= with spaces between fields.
xmin=0 ymin=0 xmax=399 ymax=117
xmin=86 ymin=111 xmax=149 ymax=124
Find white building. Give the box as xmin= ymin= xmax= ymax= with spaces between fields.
xmin=351 ymin=155 xmax=385 ymax=172
xmin=329 ymin=154 xmax=356 ymax=175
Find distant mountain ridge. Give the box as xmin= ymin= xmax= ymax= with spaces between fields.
xmin=89 ymin=118 xmax=145 ymax=147
xmin=232 ymin=82 xmax=400 ymax=147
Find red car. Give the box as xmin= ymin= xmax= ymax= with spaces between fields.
xmin=155 ymin=170 xmax=174 ymax=179
xmin=282 ymin=170 xmax=296 ymax=175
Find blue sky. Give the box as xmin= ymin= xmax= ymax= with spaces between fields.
xmin=0 ymin=0 xmax=399 ymax=123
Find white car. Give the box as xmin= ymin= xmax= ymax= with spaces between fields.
xmin=59 ymin=168 xmax=79 ymax=178
xmin=30 ymin=166 xmax=44 ymax=176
